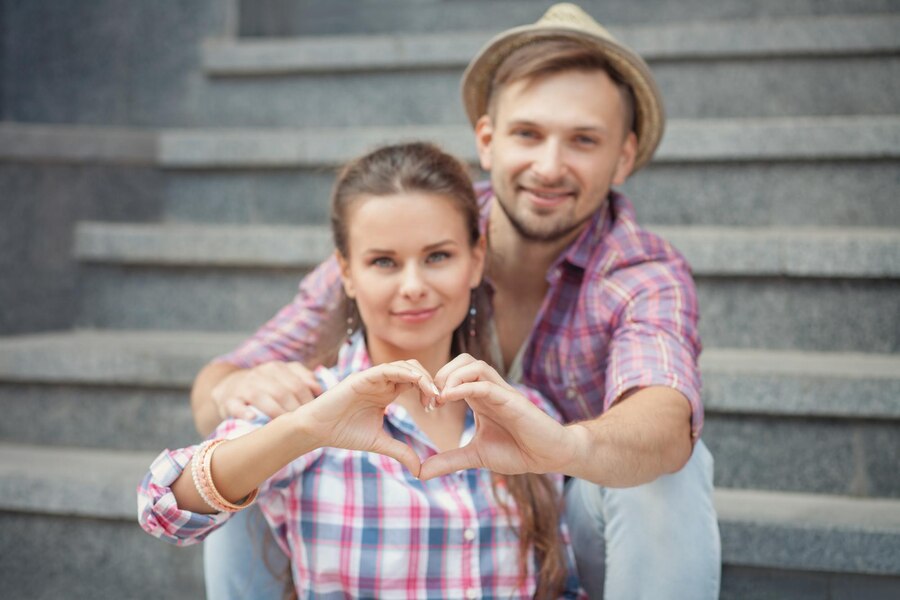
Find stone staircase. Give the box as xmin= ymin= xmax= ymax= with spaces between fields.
xmin=1 ymin=1 xmax=899 ymax=598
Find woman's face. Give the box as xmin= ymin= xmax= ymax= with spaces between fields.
xmin=338 ymin=192 xmax=485 ymax=362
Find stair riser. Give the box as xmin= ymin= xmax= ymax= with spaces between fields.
xmin=163 ymin=160 xmax=900 ymax=228
xmin=704 ymin=414 xmax=900 ymax=498
xmin=0 ymin=513 xmax=203 ymax=600
xmin=0 ymin=384 xmax=196 ymax=452
xmin=240 ymin=0 xmax=899 ymax=35
xmin=77 ymin=268 xmax=900 ymax=352
xmin=201 ymin=56 xmax=900 ymax=128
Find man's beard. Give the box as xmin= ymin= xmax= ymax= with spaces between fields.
xmin=494 ymin=191 xmax=596 ymax=244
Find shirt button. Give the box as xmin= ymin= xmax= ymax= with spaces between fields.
xmin=463 ymin=528 xmax=476 ymax=542
xmin=466 ymin=588 xmax=479 ymax=599
xmin=566 ymin=387 xmax=577 ymax=399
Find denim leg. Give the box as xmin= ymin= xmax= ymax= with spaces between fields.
xmin=203 ymin=504 xmax=292 ymax=600
xmin=564 ymin=440 xmax=721 ymax=599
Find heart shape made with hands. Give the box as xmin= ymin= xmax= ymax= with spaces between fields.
xmin=377 ymin=354 xmax=574 ymax=481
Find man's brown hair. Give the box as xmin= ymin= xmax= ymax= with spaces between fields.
xmin=487 ymin=37 xmax=636 ymax=136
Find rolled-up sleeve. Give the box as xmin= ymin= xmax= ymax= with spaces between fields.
xmin=604 ymin=256 xmax=704 ymax=440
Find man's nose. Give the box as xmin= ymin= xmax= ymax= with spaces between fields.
xmin=531 ymin=140 xmax=566 ymax=183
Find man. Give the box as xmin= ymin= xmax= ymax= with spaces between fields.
xmin=193 ymin=4 xmax=720 ymax=598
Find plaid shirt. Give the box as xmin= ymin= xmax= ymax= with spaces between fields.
xmin=139 ymin=333 xmax=586 ymax=599
xmin=219 ymin=186 xmax=704 ymax=439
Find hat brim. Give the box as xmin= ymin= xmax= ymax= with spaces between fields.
xmin=461 ymin=25 xmax=665 ymax=172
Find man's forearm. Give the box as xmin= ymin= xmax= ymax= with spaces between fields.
xmin=563 ymin=386 xmax=694 ymax=487
xmin=191 ymin=361 xmax=242 ymax=436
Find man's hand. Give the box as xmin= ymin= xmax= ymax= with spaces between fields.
xmin=418 ymin=354 xmax=575 ymax=480
xmin=300 ymin=360 xmax=439 ymax=476
xmin=212 ymin=361 xmax=323 ymax=422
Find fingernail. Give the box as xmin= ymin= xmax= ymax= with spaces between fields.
xmin=431 ymin=383 xmax=440 ymax=395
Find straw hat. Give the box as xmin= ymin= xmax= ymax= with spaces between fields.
xmin=461 ymin=3 xmax=665 ymax=172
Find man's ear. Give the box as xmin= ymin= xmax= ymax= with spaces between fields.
xmin=336 ymin=251 xmax=355 ymax=298
xmin=474 ymin=114 xmax=495 ymax=172
xmin=612 ymin=131 xmax=638 ymax=186
xmin=469 ymin=235 xmax=487 ymax=288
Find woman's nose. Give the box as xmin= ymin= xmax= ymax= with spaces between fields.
xmin=399 ymin=264 xmax=427 ymax=299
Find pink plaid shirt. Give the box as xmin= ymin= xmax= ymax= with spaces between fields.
xmin=219 ymin=186 xmax=703 ymax=439
xmin=139 ymin=333 xmax=586 ymax=599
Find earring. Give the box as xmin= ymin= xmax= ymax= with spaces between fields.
xmin=345 ymin=300 xmax=356 ymax=345
xmin=468 ymin=295 xmax=477 ymax=339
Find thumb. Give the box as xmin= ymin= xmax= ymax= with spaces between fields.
xmin=371 ymin=434 xmax=422 ymax=478
xmin=418 ymin=445 xmax=482 ymax=481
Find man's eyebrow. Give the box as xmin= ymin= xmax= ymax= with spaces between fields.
xmin=506 ymin=118 xmax=610 ymax=135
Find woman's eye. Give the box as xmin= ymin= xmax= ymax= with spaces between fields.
xmin=371 ymin=257 xmax=395 ymax=268
xmin=426 ymin=251 xmax=451 ymax=263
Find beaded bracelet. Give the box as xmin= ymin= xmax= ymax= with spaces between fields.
xmin=190 ymin=439 xmax=258 ymax=513
xmin=190 ymin=440 xmax=220 ymax=512
xmin=202 ymin=439 xmax=259 ymax=512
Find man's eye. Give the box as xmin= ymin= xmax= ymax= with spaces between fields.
xmin=575 ymin=135 xmax=598 ymax=146
xmin=426 ymin=251 xmax=451 ymax=263
xmin=513 ymin=129 xmax=538 ymax=139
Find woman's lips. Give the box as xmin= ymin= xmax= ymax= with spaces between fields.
xmin=392 ymin=307 xmax=439 ymax=323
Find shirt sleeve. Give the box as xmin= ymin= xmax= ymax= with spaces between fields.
xmin=216 ymin=255 xmax=344 ymax=367
xmin=137 ymin=415 xmax=324 ymax=545
xmin=603 ymin=255 xmax=704 ymax=440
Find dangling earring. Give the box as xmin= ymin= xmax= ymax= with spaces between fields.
xmin=345 ymin=300 xmax=356 ymax=345
xmin=468 ymin=293 xmax=477 ymax=339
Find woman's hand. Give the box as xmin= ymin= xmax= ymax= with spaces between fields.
xmin=300 ymin=360 xmax=439 ymax=476
xmin=418 ymin=354 xmax=576 ymax=480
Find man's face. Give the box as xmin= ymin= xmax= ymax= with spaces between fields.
xmin=475 ymin=69 xmax=637 ymax=243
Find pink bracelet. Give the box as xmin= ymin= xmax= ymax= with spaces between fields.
xmin=201 ymin=439 xmax=259 ymax=513
xmin=190 ymin=440 xmax=220 ymax=512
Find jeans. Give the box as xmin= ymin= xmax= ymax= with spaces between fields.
xmin=204 ymin=441 xmax=720 ymax=599
xmin=564 ymin=440 xmax=721 ymax=599
xmin=203 ymin=504 xmax=290 ymax=600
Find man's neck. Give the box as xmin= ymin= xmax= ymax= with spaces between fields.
xmin=487 ymin=200 xmax=579 ymax=294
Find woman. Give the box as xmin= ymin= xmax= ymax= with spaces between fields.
xmin=138 ymin=142 xmax=585 ymax=599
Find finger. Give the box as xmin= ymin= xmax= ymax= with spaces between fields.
xmin=419 ymin=445 xmax=482 ymax=481
xmin=433 ymin=353 xmax=477 ymax=390
xmin=243 ymin=393 xmax=287 ymax=419
xmin=440 ymin=380 xmax=498 ymax=405
xmin=286 ymin=362 xmax=323 ymax=396
xmin=397 ymin=361 xmax=440 ymax=410
xmin=262 ymin=367 xmax=307 ymax=410
xmin=371 ymin=434 xmax=422 ymax=478
xmin=221 ymin=397 xmax=251 ymax=421
xmin=441 ymin=359 xmax=509 ymax=393
xmin=240 ymin=373 xmax=298 ymax=412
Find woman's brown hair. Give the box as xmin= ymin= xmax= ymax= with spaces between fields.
xmin=316 ymin=142 xmax=567 ymax=598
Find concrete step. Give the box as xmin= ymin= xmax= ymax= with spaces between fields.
xmin=157 ymin=115 xmax=900 ymax=227
xmin=1 ymin=443 xmax=898 ymax=598
xmin=6 ymin=119 xmax=897 ymax=228
xmin=204 ymin=15 xmax=900 ymax=126
xmin=1 ymin=331 xmax=898 ymax=497
xmin=0 ymin=443 xmax=203 ymax=599
xmin=72 ymin=222 xmax=900 ymax=351
xmin=158 ymin=116 xmax=900 ymax=169
xmin=238 ymin=0 xmax=900 ymax=36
